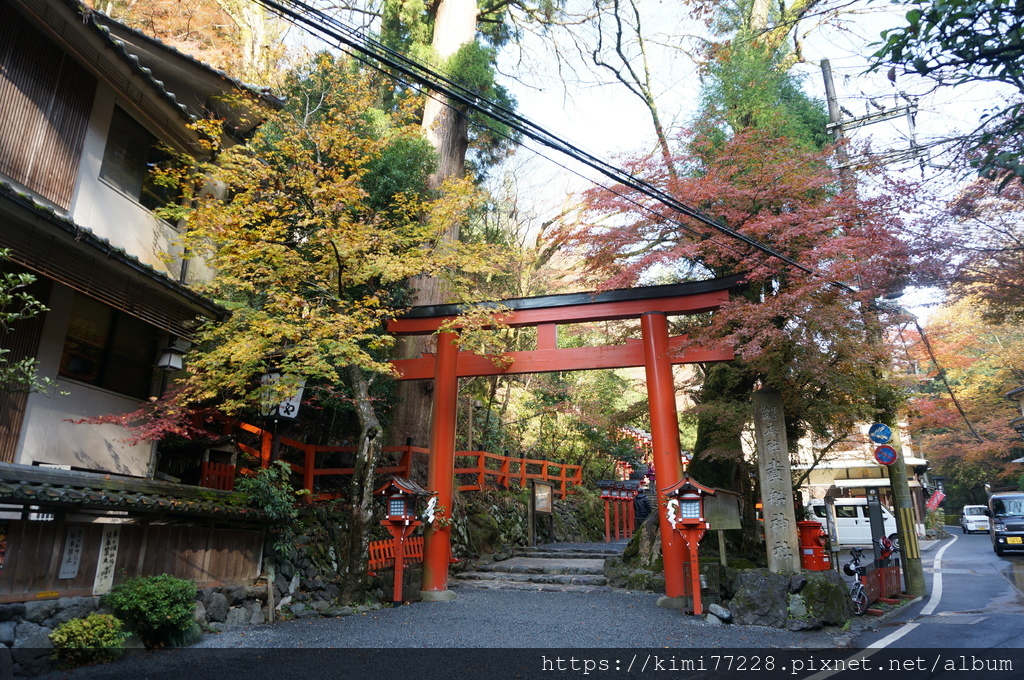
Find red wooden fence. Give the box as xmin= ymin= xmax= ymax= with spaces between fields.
xmin=367 ymin=536 xmax=424 ymax=575
xmin=454 ymin=451 xmax=582 ymax=499
xmin=207 ymin=419 xmax=582 ymax=500
xmin=199 ymin=461 xmax=236 ymax=491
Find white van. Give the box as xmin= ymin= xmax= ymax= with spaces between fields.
xmin=806 ymin=498 xmax=899 ymax=546
xmin=959 ymin=504 xmax=989 ymax=534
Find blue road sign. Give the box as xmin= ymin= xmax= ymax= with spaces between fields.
xmin=868 ymin=423 xmax=892 ymax=444
xmin=874 ymin=444 xmax=897 ymax=466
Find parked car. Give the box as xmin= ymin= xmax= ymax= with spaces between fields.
xmin=806 ymin=498 xmax=899 ymax=546
xmin=988 ymin=492 xmax=1024 ymax=555
xmin=960 ymin=505 xmax=989 ymax=534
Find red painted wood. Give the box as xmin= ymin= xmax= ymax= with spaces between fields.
xmin=392 ymin=337 xmax=733 ymax=380
xmin=387 ymin=290 xmax=729 ymax=334
xmin=641 ymin=312 xmax=688 ymax=599
xmin=422 ymin=331 xmax=459 ymax=593
xmin=537 ymin=323 xmax=557 ymax=350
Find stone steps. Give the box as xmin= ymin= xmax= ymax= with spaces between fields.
xmin=449 ymin=543 xmax=622 ymax=593
xmin=473 ymin=559 xmax=606 ymax=576
xmin=456 ymin=571 xmax=609 ymax=586
xmin=449 ymin=577 xmax=618 ymax=593
xmin=515 ymin=548 xmax=621 ymax=560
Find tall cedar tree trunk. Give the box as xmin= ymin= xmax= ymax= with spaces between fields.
xmin=688 ymin=362 xmax=763 ymax=552
xmin=342 ymin=365 xmax=383 ymax=602
xmin=389 ymin=0 xmax=477 ymax=450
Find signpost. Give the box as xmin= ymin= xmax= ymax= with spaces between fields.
xmin=873 ymin=444 xmax=898 ymax=466
xmin=868 ymin=423 xmax=893 ymax=444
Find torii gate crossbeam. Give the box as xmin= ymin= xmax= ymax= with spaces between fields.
xmin=387 ymin=274 xmax=745 ymax=602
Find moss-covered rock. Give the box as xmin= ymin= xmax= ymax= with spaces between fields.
xmin=800 ymin=570 xmax=853 ymax=625
xmin=727 ymin=569 xmax=791 ymax=628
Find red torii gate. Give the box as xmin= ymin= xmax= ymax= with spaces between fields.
xmin=387 ymin=274 xmax=744 ymax=602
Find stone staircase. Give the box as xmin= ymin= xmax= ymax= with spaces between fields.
xmin=450 ymin=543 xmax=625 ymax=593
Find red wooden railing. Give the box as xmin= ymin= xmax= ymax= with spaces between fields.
xmin=199 ymin=461 xmax=236 ymax=491
xmin=864 ymin=561 xmax=903 ymax=606
xmin=367 ymin=536 xmax=424 ymax=575
xmin=202 ymin=419 xmax=581 ymax=500
xmin=454 ymin=451 xmax=582 ymax=499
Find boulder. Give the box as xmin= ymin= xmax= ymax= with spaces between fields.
xmin=798 ymin=570 xmax=853 ymax=625
xmin=12 ymin=621 xmax=52 ymax=677
xmin=205 ymin=592 xmax=228 ymax=623
xmin=193 ymin=601 xmax=208 ymax=627
xmin=708 ymin=603 xmax=732 ymax=622
xmin=0 ymin=645 xmax=11 ymax=680
xmin=0 ymin=620 xmax=16 ymax=646
xmin=726 ymin=569 xmax=790 ymax=628
xmin=50 ymin=597 xmax=98 ymax=628
xmin=224 ymin=586 xmax=248 ymax=606
xmin=0 ymin=604 xmax=25 ymax=622
xmin=224 ymin=607 xmax=250 ymax=628
xmin=22 ymin=600 xmax=57 ymax=625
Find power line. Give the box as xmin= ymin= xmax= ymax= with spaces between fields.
xmin=255 ymin=0 xmax=858 ymax=292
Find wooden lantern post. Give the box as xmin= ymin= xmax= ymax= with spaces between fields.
xmin=374 ymin=477 xmax=430 ymax=605
xmin=662 ymin=476 xmax=716 ymax=615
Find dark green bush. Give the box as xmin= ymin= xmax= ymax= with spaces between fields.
xmin=49 ymin=613 xmax=127 ymax=668
xmin=104 ymin=574 xmax=197 ymax=649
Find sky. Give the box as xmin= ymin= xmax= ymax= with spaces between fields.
xmin=487 ymin=0 xmax=1009 ymax=318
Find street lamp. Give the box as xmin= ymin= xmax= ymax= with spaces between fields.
xmin=156 ymin=338 xmax=190 ymax=372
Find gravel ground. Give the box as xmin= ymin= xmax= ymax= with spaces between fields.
xmin=39 ymin=587 xmax=859 ymax=680
xmin=38 ymin=542 xmax=881 ymax=679
xmin=191 ymin=588 xmax=847 ymax=649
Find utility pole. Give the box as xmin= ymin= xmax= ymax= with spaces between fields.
xmin=821 ymin=59 xmax=926 ymax=598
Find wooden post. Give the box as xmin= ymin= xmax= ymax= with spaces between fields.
xmin=303 ymin=444 xmax=315 ymax=495
xmin=421 ymin=331 xmax=459 ymax=595
xmin=640 ymin=312 xmax=687 ymax=598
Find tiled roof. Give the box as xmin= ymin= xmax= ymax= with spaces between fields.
xmin=0 ymin=463 xmax=266 ymax=521
xmin=0 ymin=179 xmax=225 ymax=323
xmin=89 ymin=9 xmax=284 ymax=110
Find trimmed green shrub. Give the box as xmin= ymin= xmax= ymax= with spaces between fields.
xmin=49 ymin=613 xmax=127 ymax=668
xmin=104 ymin=574 xmax=197 ymax=649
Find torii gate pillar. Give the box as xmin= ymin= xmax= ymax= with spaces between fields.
xmin=420 ymin=330 xmax=459 ymax=600
xmin=640 ymin=312 xmax=688 ymax=599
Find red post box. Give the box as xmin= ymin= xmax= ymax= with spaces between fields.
xmin=797 ymin=520 xmax=831 ymax=571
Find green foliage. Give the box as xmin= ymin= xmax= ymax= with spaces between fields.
xmin=446 ymin=42 xmax=521 ymax=180
xmin=0 ymin=249 xmax=62 ymax=395
xmin=236 ymin=460 xmax=303 ymax=555
xmin=236 ymin=460 xmax=302 ymax=521
xmin=49 ymin=613 xmax=127 ymax=668
xmin=696 ymin=40 xmax=830 ymax=150
xmin=104 ymin=574 xmax=197 ymax=649
xmin=178 ymin=53 xmax=496 ymax=414
xmin=872 ymin=0 xmax=1024 ymax=184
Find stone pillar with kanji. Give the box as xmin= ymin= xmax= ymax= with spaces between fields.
xmin=752 ymin=389 xmax=801 ymax=573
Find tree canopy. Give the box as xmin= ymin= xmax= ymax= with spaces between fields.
xmin=871 ymin=0 xmax=1024 ymax=184
xmin=179 ymin=55 xmax=497 ymax=413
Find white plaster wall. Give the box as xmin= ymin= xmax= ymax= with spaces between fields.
xmin=68 ymin=84 xmax=187 ymax=282
xmin=14 ymin=284 xmax=156 ymax=477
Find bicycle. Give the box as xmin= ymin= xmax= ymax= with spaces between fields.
xmin=842 ymin=547 xmax=869 ymax=615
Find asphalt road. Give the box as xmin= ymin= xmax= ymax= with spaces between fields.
xmin=853 ymin=527 xmax=1024 ymax=649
